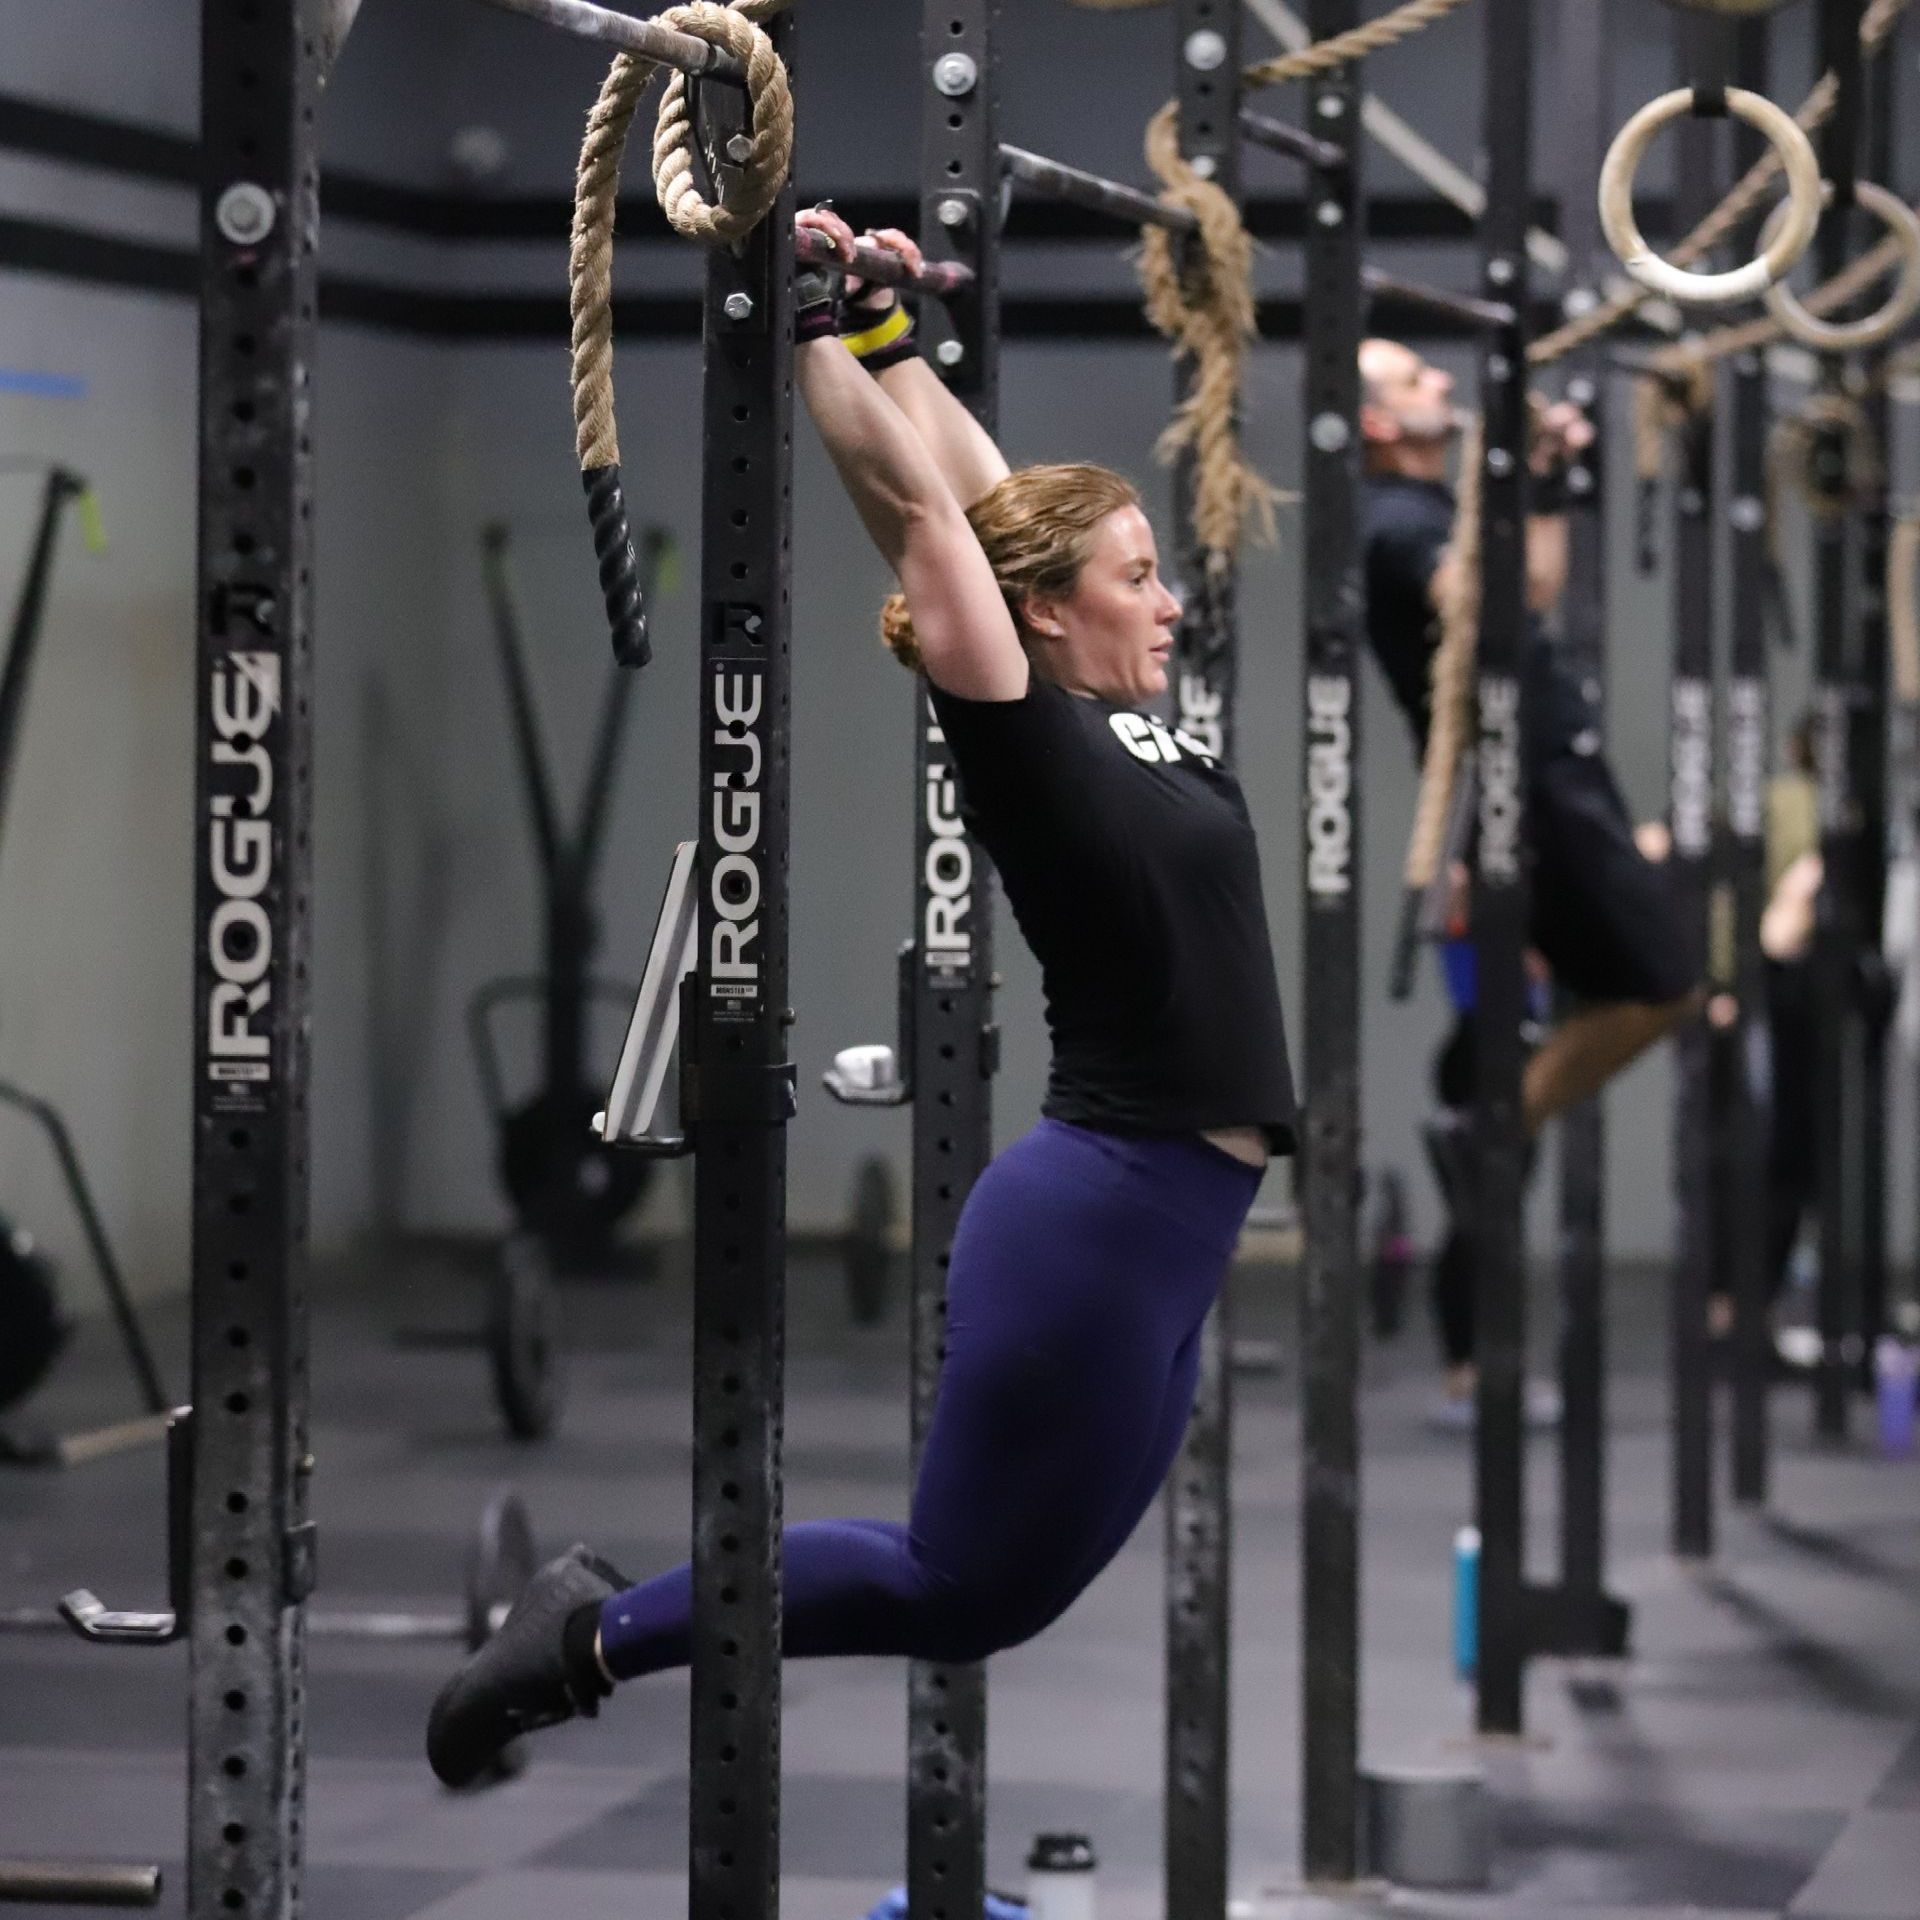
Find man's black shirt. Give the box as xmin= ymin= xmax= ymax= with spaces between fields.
xmin=1361 ymin=471 xmax=1591 ymax=768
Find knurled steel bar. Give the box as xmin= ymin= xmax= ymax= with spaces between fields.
xmin=1000 ymin=143 xmax=1199 ymax=235
xmin=793 ymin=227 xmax=974 ymax=300
xmin=1726 ymin=0 xmax=1777 ymax=1514
xmin=191 ymin=3 xmax=322 ymax=1913
xmin=1853 ymin=34 xmax=1896 ymax=1379
xmin=907 ymin=6 xmax=998 ymax=1915
xmin=1237 ymin=106 xmax=1344 ymax=171
xmin=1361 ymin=269 xmax=1513 ymax=333
xmin=1552 ymin=0 xmax=1615 ymax=1632
xmin=1812 ymin=0 xmax=1867 ymax=1444
xmin=467 ymin=0 xmax=749 ymax=82
xmin=1165 ymin=12 xmax=1241 ymax=1917
xmin=1470 ymin=0 xmax=1533 ymax=1741
xmin=1297 ymin=0 xmax=1363 ymax=1884
xmin=1668 ymin=7 xmax=1725 ymax=1566
xmin=688 ymin=47 xmax=795 ymax=1920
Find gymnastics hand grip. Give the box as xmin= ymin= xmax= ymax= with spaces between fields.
xmin=582 ymin=463 xmax=651 ymax=669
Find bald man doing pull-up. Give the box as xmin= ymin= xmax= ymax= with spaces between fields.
xmin=1359 ymin=339 xmax=1700 ymax=1411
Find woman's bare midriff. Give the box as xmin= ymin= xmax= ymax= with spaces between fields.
xmin=1201 ymin=1126 xmax=1269 ymax=1169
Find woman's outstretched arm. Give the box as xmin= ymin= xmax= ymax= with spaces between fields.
xmin=796 ymin=306 xmax=1025 ymax=702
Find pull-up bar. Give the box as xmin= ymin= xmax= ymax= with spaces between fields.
xmin=1239 ymin=108 xmax=1346 ymax=171
xmin=793 ymin=226 xmax=976 ymax=299
xmin=1364 ymin=267 xmax=1515 ymax=332
xmin=1000 ymin=143 xmax=1202 ymax=235
xmin=470 ymin=0 xmax=748 ymax=83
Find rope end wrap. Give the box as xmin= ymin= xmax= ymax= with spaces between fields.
xmin=583 ymin=464 xmax=652 ymax=669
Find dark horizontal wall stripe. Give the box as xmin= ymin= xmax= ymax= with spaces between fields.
xmin=0 ymin=90 xmax=1611 ymax=246
xmin=1 ymin=214 xmax=1558 ymax=342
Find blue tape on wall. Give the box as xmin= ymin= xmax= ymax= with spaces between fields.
xmin=0 ymin=369 xmax=87 ymax=398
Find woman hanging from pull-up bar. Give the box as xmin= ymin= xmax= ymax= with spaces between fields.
xmin=426 ymin=206 xmax=1296 ymax=1788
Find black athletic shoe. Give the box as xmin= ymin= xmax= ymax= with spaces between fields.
xmin=427 ymin=1544 xmax=627 ymax=1789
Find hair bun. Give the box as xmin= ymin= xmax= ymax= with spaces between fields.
xmin=879 ymin=591 xmax=922 ymax=672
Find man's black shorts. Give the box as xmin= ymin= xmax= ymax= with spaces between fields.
xmin=1527 ymin=742 xmax=1699 ymax=1007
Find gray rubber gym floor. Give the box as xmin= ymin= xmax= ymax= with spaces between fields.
xmin=2 ymin=1244 xmax=1917 ymax=1920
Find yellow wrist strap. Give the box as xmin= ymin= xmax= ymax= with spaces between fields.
xmin=842 ymin=305 xmax=913 ymax=361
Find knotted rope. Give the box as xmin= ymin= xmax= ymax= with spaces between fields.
xmin=1137 ymin=103 xmax=1279 ymax=572
xmin=1767 ymin=390 xmax=1881 ymax=528
xmin=569 ymin=0 xmax=791 ymax=663
xmin=1532 ymin=0 xmax=1916 ymax=367
xmin=572 ymin=0 xmax=793 ymax=472
xmin=1404 ymin=415 xmax=1484 ymax=898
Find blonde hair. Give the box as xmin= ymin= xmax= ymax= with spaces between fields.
xmin=880 ymin=463 xmax=1141 ymax=672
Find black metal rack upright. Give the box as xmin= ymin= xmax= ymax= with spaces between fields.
xmin=1811 ymin=0 xmax=1869 ymax=1443
xmin=907 ymin=6 xmax=999 ymax=1915
xmin=1550 ymin=0 xmax=1630 ymax=1653
xmin=190 ymin=2 xmax=324 ymax=1909
xmin=682 ymin=49 xmax=799 ymax=1920
xmin=1854 ymin=18 xmax=1898 ymax=1389
xmin=1296 ymin=0 xmax=1363 ymax=1885
xmin=1727 ymin=15 xmax=1776 ymax=1508
xmin=1162 ymin=10 xmax=1244 ymax=1919
xmin=1469 ymin=0 xmax=1535 ymax=1740
xmin=1668 ymin=9 xmax=1727 ymax=1563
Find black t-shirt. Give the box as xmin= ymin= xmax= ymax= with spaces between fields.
xmin=1361 ymin=473 xmax=1591 ymax=768
xmin=929 ymin=674 xmax=1297 ymax=1152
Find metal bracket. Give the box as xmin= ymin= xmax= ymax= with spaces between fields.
xmin=823 ymin=942 xmax=917 ymax=1107
xmin=59 ymin=1408 xmax=193 ymax=1646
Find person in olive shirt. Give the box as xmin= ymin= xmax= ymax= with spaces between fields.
xmin=1359 ymin=339 xmax=1699 ymax=1417
xmin=427 ymin=209 xmax=1296 ymax=1787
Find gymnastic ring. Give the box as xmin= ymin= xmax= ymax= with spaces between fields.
xmin=1759 ymin=179 xmax=1920 ymax=353
xmin=1598 ymin=87 xmax=1822 ymax=307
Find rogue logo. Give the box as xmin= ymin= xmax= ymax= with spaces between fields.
xmin=709 ymin=666 xmax=763 ymax=1006
xmin=1478 ymin=676 xmax=1522 ymax=884
xmin=207 ymin=650 xmax=280 ymax=1084
xmin=1177 ymin=671 xmax=1225 ymax=762
xmin=1726 ymin=678 xmax=1766 ymax=843
xmin=1670 ymin=678 xmax=1711 ymax=859
xmin=1306 ymin=674 xmax=1353 ymax=900
xmin=923 ymin=700 xmax=972 ymax=979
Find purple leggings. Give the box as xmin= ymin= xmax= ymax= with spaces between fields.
xmin=598 ymin=1117 xmax=1261 ymax=1676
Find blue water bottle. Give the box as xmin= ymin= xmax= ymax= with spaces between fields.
xmin=1453 ymin=1525 xmax=1481 ymax=1681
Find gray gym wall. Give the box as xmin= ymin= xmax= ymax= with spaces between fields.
xmin=0 ymin=0 xmax=1914 ymax=1308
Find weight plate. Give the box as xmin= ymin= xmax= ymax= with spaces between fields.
xmin=499 ymin=1088 xmax=652 ymax=1267
xmin=465 ymin=1488 xmax=538 ymax=1652
xmin=0 ymin=1217 xmax=70 ymax=1414
xmin=488 ymin=1235 xmax=564 ymax=1442
xmin=844 ymin=1154 xmax=897 ymax=1328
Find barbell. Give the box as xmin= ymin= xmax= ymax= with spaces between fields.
xmin=0 ymin=1488 xmax=537 ymax=1654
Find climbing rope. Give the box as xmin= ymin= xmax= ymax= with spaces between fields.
xmin=1243 ymin=0 xmax=1475 ymax=89
xmin=1890 ymin=507 xmax=1920 ymax=709
xmin=570 ymin=0 xmax=793 ymax=662
xmin=1659 ymin=0 xmax=1799 ymax=13
xmin=1404 ymin=415 xmax=1484 ymax=899
xmin=1641 ymin=217 xmax=1918 ymax=380
xmin=1533 ymin=0 xmax=1916 ymax=366
xmin=1138 ymin=103 xmax=1279 ymax=572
